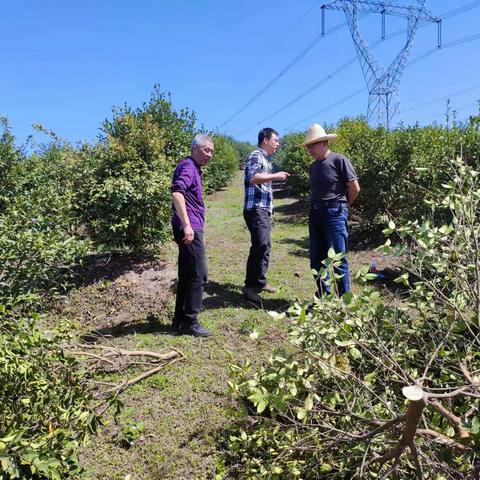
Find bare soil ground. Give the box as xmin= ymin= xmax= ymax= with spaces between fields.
xmin=54 ymin=252 xmax=177 ymax=340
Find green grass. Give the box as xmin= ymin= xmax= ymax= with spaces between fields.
xmin=74 ymin=172 xmax=374 ymax=479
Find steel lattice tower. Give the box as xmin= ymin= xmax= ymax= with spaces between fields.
xmin=321 ymin=1 xmax=440 ymax=128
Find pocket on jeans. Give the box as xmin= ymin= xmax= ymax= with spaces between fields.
xmin=327 ymin=207 xmax=343 ymax=216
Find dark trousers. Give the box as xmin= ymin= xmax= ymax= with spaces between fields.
xmin=173 ymin=228 xmax=208 ymax=327
xmin=244 ymin=207 xmax=271 ymax=289
xmin=309 ymin=204 xmax=350 ymax=297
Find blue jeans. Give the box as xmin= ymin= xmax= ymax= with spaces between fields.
xmin=309 ymin=204 xmax=350 ymax=296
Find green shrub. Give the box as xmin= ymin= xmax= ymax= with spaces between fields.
xmin=0 ymin=117 xmax=21 ymax=207
xmin=74 ymin=91 xmax=242 ymax=248
xmin=73 ymin=112 xmax=173 ymax=248
xmin=226 ymin=159 xmax=480 ymax=478
xmin=0 ymin=308 xmax=98 ymax=479
xmin=0 ymin=135 xmax=89 ymax=306
xmin=230 ymin=138 xmax=255 ymax=169
xmin=203 ymin=135 xmax=239 ymax=193
xmin=0 ymin=204 xmax=88 ymax=306
xmin=77 ymin=87 xmax=197 ymax=249
xmin=274 ymin=132 xmax=311 ymax=198
xmin=141 ymin=86 xmax=197 ymax=164
xmin=275 ymin=117 xmax=480 ymax=228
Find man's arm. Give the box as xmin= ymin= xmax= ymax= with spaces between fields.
xmin=347 ymin=180 xmax=360 ymax=206
xmin=251 ymin=171 xmax=290 ymax=185
xmin=172 ymin=191 xmax=194 ymax=245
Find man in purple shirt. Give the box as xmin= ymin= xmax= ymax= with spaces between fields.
xmin=171 ymin=134 xmax=214 ymax=337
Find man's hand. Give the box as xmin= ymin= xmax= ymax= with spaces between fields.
xmin=347 ymin=180 xmax=360 ymax=206
xmin=183 ymin=224 xmax=194 ymax=245
xmin=275 ymin=171 xmax=290 ymax=181
xmin=251 ymin=171 xmax=290 ymax=185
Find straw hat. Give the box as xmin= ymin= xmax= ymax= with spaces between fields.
xmin=300 ymin=123 xmax=337 ymax=146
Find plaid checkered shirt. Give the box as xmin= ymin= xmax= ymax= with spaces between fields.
xmin=243 ymin=148 xmax=273 ymax=213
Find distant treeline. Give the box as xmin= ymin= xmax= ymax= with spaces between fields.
xmin=275 ymin=115 xmax=480 ymax=227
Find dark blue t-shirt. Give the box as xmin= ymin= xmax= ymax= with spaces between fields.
xmin=309 ymin=152 xmax=357 ymax=204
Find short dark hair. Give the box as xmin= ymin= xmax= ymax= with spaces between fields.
xmin=258 ymin=127 xmax=279 ymax=147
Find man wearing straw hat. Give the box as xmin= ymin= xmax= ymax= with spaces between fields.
xmin=301 ymin=124 xmax=360 ymax=297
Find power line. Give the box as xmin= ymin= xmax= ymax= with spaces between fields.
xmin=220 ymin=16 xmax=355 ymax=128
xmin=262 ymin=1 xmax=321 ymax=63
xmin=286 ymin=30 xmax=480 ymax=130
xmin=286 ymin=87 xmax=367 ymax=129
xmin=235 ymin=26 xmax=407 ymax=136
xmin=403 ymin=82 xmax=480 ymax=112
xmin=441 ymin=0 xmax=480 ymax=19
xmin=407 ymin=32 xmax=480 ymax=67
xmin=415 ymin=100 xmax=480 ymax=123
xmin=235 ymin=58 xmax=358 ymax=137
xmin=228 ymin=1 xmax=480 ymax=136
xmin=235 ymin=1 xmax=322 ymax=96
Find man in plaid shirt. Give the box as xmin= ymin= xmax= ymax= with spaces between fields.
xmin=243 ymin=128 xmax=290 ymax=303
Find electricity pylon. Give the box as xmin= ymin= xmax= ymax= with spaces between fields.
xmin=321 ymin=1 xmax=441 ymax=128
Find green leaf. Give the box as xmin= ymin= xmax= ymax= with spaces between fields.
xmin=257 ymin=401 xmax=267 ymax=413
xmin=335 ymin=339 xmax=355 ymax=347
xmin=297 ymin=408 xmax=307 ymax=420
xmin=304 ymin=395 xmax=313 ymax=411
xmin=320 ymin=463 xmax=333 ymax=473
xmin=394 ymin=273 xmax=410 ymax=286
xmin=470 ymin=416 xmax=480 ymax=435
xmin=342 ymin=291 xmax=353 ymax=305
xmin=348 ymin=347 xmax=362 ymax=360
xmin=0 ymin=456 xmax=10 ymax=471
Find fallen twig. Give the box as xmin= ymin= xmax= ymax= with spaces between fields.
xmin=105 ymin=356 xmax=183 ymax=395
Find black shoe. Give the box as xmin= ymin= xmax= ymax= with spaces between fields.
xmin=305 ymin=303 xmax=315 ymax=315
xmin=171 ymin=321 xmax=184 ymax=334
xmin=242 ymin=286 xmax=262 ymax=303
xmin=185 ymin=322 xmax=212 ymax=337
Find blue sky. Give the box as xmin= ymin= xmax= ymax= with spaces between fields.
xmin=1 ymin=0 xmax=479 ymax=147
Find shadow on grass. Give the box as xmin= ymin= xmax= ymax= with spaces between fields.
xmin=81 ymin=313 xmax=175 ymax=342
xmin=272 ymin=184 xmax=297 ymax=200
xmin=277 ymin=236 xmax=309 ymax=258
xmin=276 ymin=231 xmax=386 ymax=259
xmin=349 ymin=230 xmax=386 ymax=252
xmin=368 ymin=267 xmax=410 ymax=297
xmin=273 ymin=200 xmax=309 ymax=225
xmin=203 ymin=281 xmax=291 ymax=312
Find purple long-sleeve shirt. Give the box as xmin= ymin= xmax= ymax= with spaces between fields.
xmin=171 ymin=156 xmax=205 ymax=231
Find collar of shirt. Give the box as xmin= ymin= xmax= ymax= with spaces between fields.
xmin=258 ymin=147 xmax=271 ymax=161
xmin=187 ymin=156 xmax=202 ymax=175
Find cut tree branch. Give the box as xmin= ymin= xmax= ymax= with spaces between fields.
xmin=429 ymin=399 xmax=470 ymax=439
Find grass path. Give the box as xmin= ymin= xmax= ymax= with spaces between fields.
xmin=75 ymin=172 xmax=371 ymax=479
